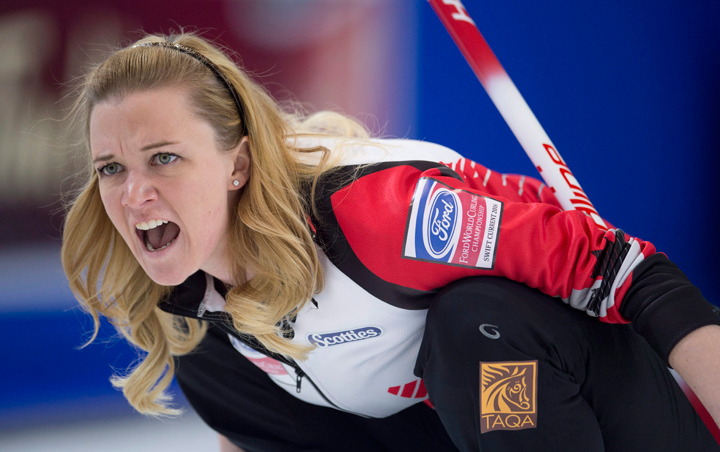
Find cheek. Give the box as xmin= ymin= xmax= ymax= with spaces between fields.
xmin=177 ymin=176 xmax=230 ymax=243
xmin=99 ymin=187 xmax=124 ymax=228
xmin=98 ymin=186 xmax=139 ymax=252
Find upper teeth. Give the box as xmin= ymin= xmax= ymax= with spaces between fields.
xmin=135 ymin=219 xmax=169 ymax=230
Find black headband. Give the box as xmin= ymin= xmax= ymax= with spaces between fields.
xmin=131 ymin=41 xmax=245 ymax=134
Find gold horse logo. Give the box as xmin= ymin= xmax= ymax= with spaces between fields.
xmin=481 ymin=362 xmax=536 ymax=414
xmin=480 ymin=361 xmax=538 ymax=433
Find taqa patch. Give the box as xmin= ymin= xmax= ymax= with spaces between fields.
xmin=480 ymin=361 xmax=538 ymax=433
xmin=403 ymin=177 xmax=503 ymax=269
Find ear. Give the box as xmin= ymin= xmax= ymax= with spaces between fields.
xmin=228 ymin=136 xmax=250 ymax=190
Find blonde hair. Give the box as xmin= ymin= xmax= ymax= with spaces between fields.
xmin=61 ymin=32 xmax=370 ymax=416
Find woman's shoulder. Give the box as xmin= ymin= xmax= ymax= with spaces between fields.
xmin=293 ymin=136 xmax=465 ymax=167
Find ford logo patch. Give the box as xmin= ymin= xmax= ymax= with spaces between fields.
xmin=425 ymin=190 xmax=459 ymax=258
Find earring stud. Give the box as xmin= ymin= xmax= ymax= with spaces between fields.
xmin=233 ymin=180 xmax=240 ymax=187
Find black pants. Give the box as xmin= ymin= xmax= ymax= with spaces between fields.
xmin=176 ymin=277 xmax=719 ymax=451
xmin=415 ymin=277 xmax=719 ymax=451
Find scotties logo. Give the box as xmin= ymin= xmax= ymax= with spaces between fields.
xmin=480 ymin=361 xmax=537 ymax=433
xmin=424 ymin=189 xmax=460 ymax=258
xmin=307 ymin=327 xmax=382 ymax=348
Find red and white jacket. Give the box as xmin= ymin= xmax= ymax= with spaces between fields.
xmin=160 ymin=138 xmax=718 ymax=418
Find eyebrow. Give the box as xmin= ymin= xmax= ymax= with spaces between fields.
xmin=140 ymin=141 xmax=178 ymax=152
xmin=92 ymin=141 xmax=179 ymax=164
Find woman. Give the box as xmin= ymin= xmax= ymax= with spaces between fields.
xmin=62 ymin=32 xmax=720 ymax=451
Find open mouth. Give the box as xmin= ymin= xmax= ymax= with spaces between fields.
xmin=135 ymin=220 xmax=181 ymax=253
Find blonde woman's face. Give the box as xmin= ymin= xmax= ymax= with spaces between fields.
xmin=89 ymin=87 xmax=249 ymax=286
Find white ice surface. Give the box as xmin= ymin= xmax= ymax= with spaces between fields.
xmin=0 ymin=410 xmax=218 ymax=452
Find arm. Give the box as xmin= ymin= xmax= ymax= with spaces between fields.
xmin=669 ymin=324 xmax=720 ymax=429
xmin=324 ymin=160 xmax=719 ymax=361
xmin=330 ymin=161 xmax=654 ymax=320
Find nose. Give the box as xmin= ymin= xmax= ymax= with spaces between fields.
xmin=121 ymin=170 xmax=158 ymax=209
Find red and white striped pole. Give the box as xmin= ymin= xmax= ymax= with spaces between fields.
xmin=428 ymin=0 xmax=606 ymax=230
xmin=427 ymin=0 xmax=720 ymax=442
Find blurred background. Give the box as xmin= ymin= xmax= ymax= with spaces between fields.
xmin=1 ymin=0 xmax=718 ymax=450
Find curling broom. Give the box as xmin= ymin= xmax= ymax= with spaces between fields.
xmin=427 ymin=0 xmax=720 ymax=442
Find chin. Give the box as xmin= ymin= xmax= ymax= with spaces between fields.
xmin=142 ymin=265 xmax=193 ymax=287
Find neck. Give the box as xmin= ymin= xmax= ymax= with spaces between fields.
xmin=202 ymin=259 xmax=254 ymax=287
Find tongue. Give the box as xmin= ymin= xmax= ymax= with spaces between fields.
xmin=147 ymin=222 xmax=180 ymax=249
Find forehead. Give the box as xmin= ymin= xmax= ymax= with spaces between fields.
xmin=89 ymin=87 xmax=207 ymax=155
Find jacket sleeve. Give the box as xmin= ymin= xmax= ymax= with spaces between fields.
xmin=326 ymin=161 xmax=719 ymax=365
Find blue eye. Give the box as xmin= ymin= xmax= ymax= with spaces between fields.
xmin=154 ymin=153 xmax=178 ymax=165
xmin=98 ymin=162 xmax=123 ymax=176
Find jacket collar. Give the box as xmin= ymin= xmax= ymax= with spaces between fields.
xmin=157 ymin=270 xmax=232 ymax=322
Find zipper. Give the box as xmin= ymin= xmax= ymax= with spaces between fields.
xmin=159 ymin=302 xmax=369 ymax=417
xmin=295 ymin=368 xmax=304 ymax=393
xmin=214 ymin=321 xmax=368 ymax=417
